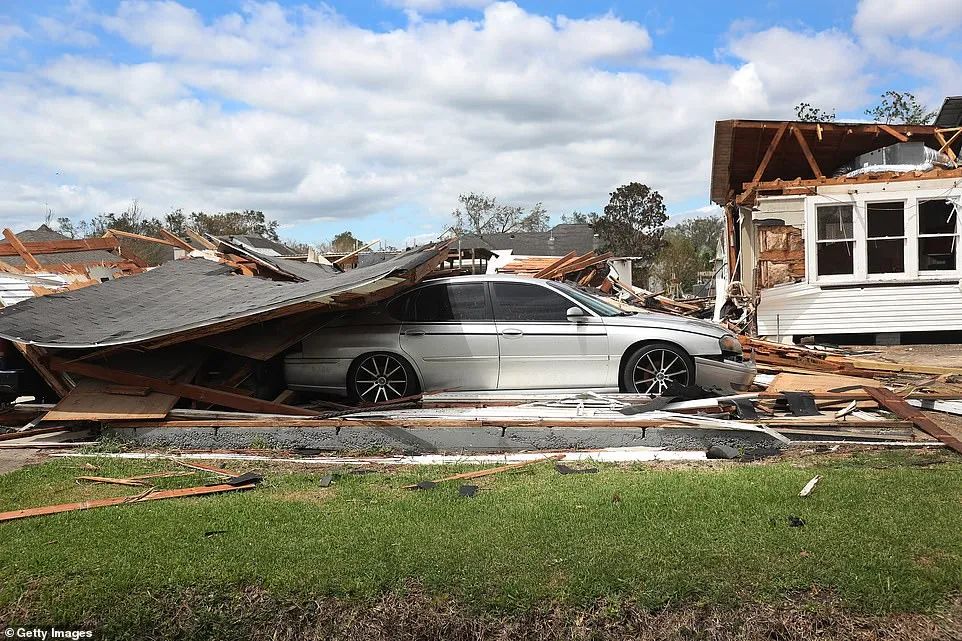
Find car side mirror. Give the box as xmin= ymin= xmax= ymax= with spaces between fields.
xmin=566 ymin=306 xmax=587 ymax=322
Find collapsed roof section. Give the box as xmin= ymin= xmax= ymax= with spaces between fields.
xmin=0 ymin=242 xmax=450 ymax=349
xmin=710 ymin=120 xmax=958 ymax=206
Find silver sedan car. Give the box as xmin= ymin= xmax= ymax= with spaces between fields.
xmin=284 ymin=274 xmax=755 ymax=402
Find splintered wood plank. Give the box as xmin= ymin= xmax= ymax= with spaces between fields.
xmin=2 ymin=228 xmax=42 ymax=271
xmin=878 ymin=124 xmax=909 ymax=143
xmin=403 ymin=454 xmax=565 ymax=489
xmin=0 ymin=482 xmax=255 ymax=522
xmin=751 ymin=122 xmax=789 ymax=183
xmin=791 ymin=126 xmax=824 ymax=179
xmin=43 ymin=378 xmax=179 ymax=421
xmin=863 ymin=386 xmax=962 ymax=456
xmin=767 ymin=372 xmax=880 ymax=395
xmin=50 ymin=358 xmax=321 ymax=416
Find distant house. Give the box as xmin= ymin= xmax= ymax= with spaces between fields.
xmin=456 ymin=223 xmax=597 ymax=257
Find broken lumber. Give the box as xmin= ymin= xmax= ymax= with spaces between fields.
xmin=2 ymin=228 xmax=42 ymax=271
xmin=50 ymin=358 xmax=321 ymax=417
xmin=403 ymin=453 xmax=564 ymax=489
xmin=76 ymin=476 xmax=148 ymax=487
xmin=863 ymin=386 xmax=962 ymax=456
xmin=0 ymin=482 xmax=255 ymax=522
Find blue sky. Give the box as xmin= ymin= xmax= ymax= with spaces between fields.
xmin=0 ymin=0 xmax=960 ymax=247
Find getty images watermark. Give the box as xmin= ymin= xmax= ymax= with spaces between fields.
xmin=4 ymin=628 xmax=92 ymax=640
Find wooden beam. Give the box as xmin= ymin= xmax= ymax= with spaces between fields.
xmin=403 ymin=454 xmax=565 ymax=489
xmin=0 ymin=237 xmax=120 ymax=257
xmin=863 ymin=386 xmax=962 ymax=456
xmin=934 ymin=130 xmax=959 ymax=162
xmin=12 ymin=342 xmax=70 ymax=398
xmin=745 ymin=166 xmax=962 ymax=192
xmin=532 ymin=251 xmax=577 ymax=278
xmin=159 ymin=229 xmax=195 ymax=253
xmin=2 ymin=229 xmax=42 ymax=271
xmin=751 ymin=122 xmax=789 ymax=184
xmin=105 ymin=229 xmax=180 ymax=247
xmin=50 ymin=359 xmax=321 ymax=416
xmin=185 ymin=228 xmax=218 ymax=251
xmin=878 ymin=123 xmax=910 ymax=143
xmin=791 ymin=126 xmax=824 ymax=179
xmin=333 ymin=239 xmax=381 ymax=266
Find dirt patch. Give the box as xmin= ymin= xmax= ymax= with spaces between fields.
xmin=6 ymin=585 xmax=960 ymax=641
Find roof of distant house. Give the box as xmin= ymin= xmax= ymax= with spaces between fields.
xmin=456 ymin=224 xmax=597 ymax=257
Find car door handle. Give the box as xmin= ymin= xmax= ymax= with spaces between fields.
xmin=500 ymin=328 xmax=524 ymax=337
xmin=403 ymin=329 xmax=426 ymax=337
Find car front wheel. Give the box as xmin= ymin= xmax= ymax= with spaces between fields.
xmin=622 ymin=342 xmax=694 ymax=396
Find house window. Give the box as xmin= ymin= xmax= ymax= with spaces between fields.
xmin=918 ymin=199 xmax=958 ymax=271
xmin=815 ymin=205 xmax=854 ymax=276
xmin=866 ymin=202 xmax=905 ymax=274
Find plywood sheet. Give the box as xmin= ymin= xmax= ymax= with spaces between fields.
xmin=766 ymin=372 xmax=878 ymax=395
xmin=43 ymin=378 xmax=178 ymax=421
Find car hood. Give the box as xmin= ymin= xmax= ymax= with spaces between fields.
xmin=601 ymin=311 xmax=729 ymax=338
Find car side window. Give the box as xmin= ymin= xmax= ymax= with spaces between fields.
xmin=492 ymin=282 xmax=576 ymax=322
xmin=385 ymin=291 xmax=415 ymax=321
xmin=411 ymin=283 xmax=490 ymax=322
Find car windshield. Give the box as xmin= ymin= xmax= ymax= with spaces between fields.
xmin=546 ymin=282 xmax=631 ymax=317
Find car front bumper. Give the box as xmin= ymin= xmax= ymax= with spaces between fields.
xmin=693 ymin=356 xmax=756 ymax=393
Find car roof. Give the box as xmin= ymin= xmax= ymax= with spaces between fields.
xmin=415 ymin=274 xmax=554 ymax=286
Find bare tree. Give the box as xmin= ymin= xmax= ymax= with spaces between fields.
xmin=452 ymin=193 xmax=549 ymax=236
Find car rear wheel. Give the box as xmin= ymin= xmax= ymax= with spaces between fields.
xmin=622 ymin=342 xmax=694 ymax=396
xmin=349 ymin=352 xmax=419 ymax=404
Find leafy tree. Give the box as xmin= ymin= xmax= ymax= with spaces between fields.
xmin=592 ymin=182 xmax=668 ymax=286
xmin=794 ymin=102 xmax=836 ymax=122
xmin=188 ymin=210 xmax=279 ymax=240
xmin=561 ymin=211 xmax=592 ymax=225
xmin=453 ymin=193 xmax=549 ymax=236
xmin=331 ymin=231 xmax=362 ymax=253
xmin=865 ymin=91 xmax=936 ymax=125
xmin=652 ymin=230 xmax=703 ymax=294
xmin=670 ymin=216 xmax=722 ymax=266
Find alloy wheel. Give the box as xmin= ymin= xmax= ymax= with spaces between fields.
xmin=632 ymin=348 xmax=691 ymax=395
xmin=354 ymin=354 xmax=409 ymax=403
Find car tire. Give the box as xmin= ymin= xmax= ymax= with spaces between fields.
xmin=621 ymin=342 xmax=695 ymax=396
xmin=347 ymin=352 xmax=421 ymax=404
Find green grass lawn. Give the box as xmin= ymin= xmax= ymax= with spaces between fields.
xmin=1 ymin=450 xmax=961 ymax=636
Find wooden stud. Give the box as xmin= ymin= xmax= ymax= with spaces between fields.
xmin=185 ymin=228 xmax=218 ymax=251
xmin=50 ymin=358 xmax=321 ymax=416
xmin=751 ymin=122 xmax=789 ymax=184
xmin=105 ymin=229 xmax=180 ymax=247
xmin=791 ymin=126 xmax=824 ymax=179
xmin=2 ymin=229 xmax=42 ymax=271
xmin=878 ymin=123 xmax=909 ymax=143
xmin=934 ymin=130 xmax=959 ymax=162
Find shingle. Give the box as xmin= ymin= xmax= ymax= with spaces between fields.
xmin=0 ymin=245 xmax=443 ymax=348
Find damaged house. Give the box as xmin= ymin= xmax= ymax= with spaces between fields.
xmin=712 ymin=98 xmax=962 ymax=343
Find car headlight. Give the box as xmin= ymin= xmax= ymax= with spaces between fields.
xmin=719 ymin=334 xmax=743 ymax=360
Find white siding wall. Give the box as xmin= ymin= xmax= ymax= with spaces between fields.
xmin=757 ymin=281 xmax=962 ymax=336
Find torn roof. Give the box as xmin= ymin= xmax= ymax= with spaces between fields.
xmin=710 ymin=120 xmax=946 ymax=205
xmin=4 ymin=226 xmax=124 ymax=269
xmin=0 ymin=243 xmax=447 ymax=349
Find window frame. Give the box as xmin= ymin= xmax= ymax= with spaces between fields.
xmin=399 ymin=281 xmax=493 ymax=323
xmin=489 ymin=280 xmax=594 ymax=323
xmin=813 ymin=203 xmax=857 ymax=283
xmin=804 ymin=189 xmax=961 ymax=286
xmin=917 ymin=198 xmax=960 ymax=275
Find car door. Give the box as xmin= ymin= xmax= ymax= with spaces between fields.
xmin=491 ymin=281 xmax=609 ymax=389
xmin=398 ymin=281 xmax=500 ymax=392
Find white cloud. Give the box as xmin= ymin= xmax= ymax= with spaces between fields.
xmin=37 ymin=16 xmax=98 ymax=47
xmin=854 ymin=0 xmax=962 ymax=40
xmin=0 ymin=20 xmax=28 ymax=48
xmin=0 ymin=1 xmax=930 ymax=240
xmin=383 ymin=0 xmax=490 ymax=12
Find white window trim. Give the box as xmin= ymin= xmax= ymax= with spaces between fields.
xmin=804 ymin=188 xmax=962 ymax=286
